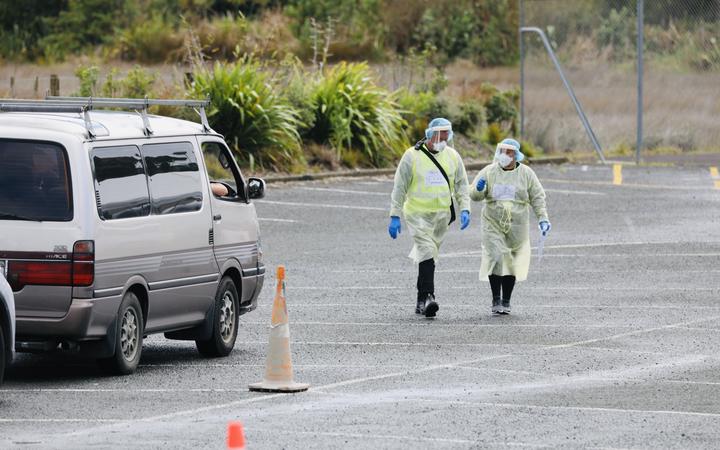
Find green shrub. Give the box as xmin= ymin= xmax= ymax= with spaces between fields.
xmin=484 ymin=123 xmax=503 ymax=146
xmin=188 ymin=57 xmax=305 ymax=171
xmin=39 ymin=0 xmax=132 ymax=60
xmin=286 ymin=0 xmax=385 ymax=62
xmin=410 ymin=0 xmax=518 ymax=66
xmin=451 ymin=101 xmax=485 ymax=137
xmin=519 ymin=139 xmax=543 ymax=158
xmin=74 ymin=65 xmax=100 ymax=96
xmin=485 ymin=89 xmax=519 ymax=134
xmin=397 ymin=89 xmax=449 ymax=141
xmin=122 ymin=66 xmax=157 ymax=98
xmin=306 ymin=62 xmax=408 ymax=167
xmin=114 ymin=15 xmax=184 ymax=63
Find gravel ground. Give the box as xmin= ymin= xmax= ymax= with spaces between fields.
xmin=2 ymin=162 xmax=720 ymax=449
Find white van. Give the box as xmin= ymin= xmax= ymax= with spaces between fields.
xmin=0 ymin=97 xmax=266 ymax=374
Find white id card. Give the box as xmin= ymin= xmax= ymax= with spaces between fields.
xmin=424 ymin=170 xmax=447 ymax=187
xmin=492 ymin=184 xmax=516 ymax=200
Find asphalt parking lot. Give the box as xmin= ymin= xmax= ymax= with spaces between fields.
xmin=2 ymin=161 xmax=720 ymax=449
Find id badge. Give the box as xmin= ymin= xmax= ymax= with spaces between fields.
xmin=492 ymin=184 xmax=516 ymax=201
xmin=425 ymin=169 xmax=446 ymax=187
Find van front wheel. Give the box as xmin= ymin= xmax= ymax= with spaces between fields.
xmin=196 ymin=276 xmax=238 ymax=357
xmin=98 ymin=292 xmax=144 ymax=375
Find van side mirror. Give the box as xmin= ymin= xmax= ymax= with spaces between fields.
xmin=247 ymin=177 xmax=265 ymax=199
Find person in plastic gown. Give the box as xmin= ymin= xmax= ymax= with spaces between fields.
xmin=388 ymin=118 xmax=471 ymax=318
xmin=470 ymin=138 xmax=550 ymax=314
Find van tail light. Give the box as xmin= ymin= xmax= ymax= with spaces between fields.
xmin=9 ymin=261 xmax=72 ymax=289
xmin=6 ymin=240 xmax=94 ymax=290
xmin=72 ymin=240 xmax=94 ymax=287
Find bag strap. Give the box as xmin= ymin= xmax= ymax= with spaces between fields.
xmin=415 ymin=141 xmax=456 ymax=225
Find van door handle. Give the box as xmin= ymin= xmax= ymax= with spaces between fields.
xmin=213 ymin=214 xmax=222 ymax=221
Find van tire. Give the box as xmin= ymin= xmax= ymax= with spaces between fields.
xmin=196 ymin=276 xmax=238 ymax=357
xmin=0 ymin=325 xmax=5 ymax=384
xmin=98 ymin=292 xmax=144 ymax=375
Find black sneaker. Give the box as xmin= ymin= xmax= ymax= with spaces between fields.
xmin=415 ymin=298 xmax=425 ymax=315
xmin=423 ymin=294 xmax=439 ymax=318
xmin=501 ymin=298 xmax=511 ymax=314
xmin=491 ymin=297 xmax=502 ymax=314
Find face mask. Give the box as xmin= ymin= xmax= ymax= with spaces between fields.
xmin=433 ymin=141 xmax=447 ymax=152
xmin=496 ymin=153 xmax=513 ymax=167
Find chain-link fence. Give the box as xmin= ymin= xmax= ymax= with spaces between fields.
xmin=520 ymin=0 xmax=720 ymax=160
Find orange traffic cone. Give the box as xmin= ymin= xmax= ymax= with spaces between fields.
xmin=227 ymin=421 xmax=246 ymax=449
xmin=249 ymin=265 xmax=310 ymax=393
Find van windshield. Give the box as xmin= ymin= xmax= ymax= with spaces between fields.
xmin=0 ymin=140 xmax=73 ymax=222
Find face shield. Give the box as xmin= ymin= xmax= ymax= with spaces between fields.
xmin=495 ymin=139 xmax=524 ymax=167
xmin=425 ymin=118 xmax=454 ymax=152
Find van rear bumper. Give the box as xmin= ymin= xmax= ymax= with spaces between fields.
xmin=16 ymin=296 xmax=121 ymax=340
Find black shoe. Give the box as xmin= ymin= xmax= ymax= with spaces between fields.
xmin=491 ymin=297 xmax=502 ymax=314
xmin=423 ymin=294 xmax=439 ymax=318
xmin=415 ymin=298 xmax=425 ymax=315
xmin=501 ymin=298 xmax=511 ymax=314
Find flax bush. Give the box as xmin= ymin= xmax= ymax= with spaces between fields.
xmin=188 ymin=57 xmax=305 ymax=172
xmin=306 ymin=62 xmax=408 ymax=167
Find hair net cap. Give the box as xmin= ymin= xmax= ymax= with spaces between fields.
xmin=425 ymin=117 xmax=454 ymax=141
xmin=496 ymin=138 xmax=524 ymax=162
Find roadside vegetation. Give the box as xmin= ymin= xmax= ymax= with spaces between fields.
xmin=1 ymin=0 xmax=717 ymax=171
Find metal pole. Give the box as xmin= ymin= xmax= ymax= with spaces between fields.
xmin=521 ymin=27 xmax=606 ymax=163
xmin=519 ymin=0 xmax=525 ymax=140
xmin=636 ymin=0 xmax=644 ymax=164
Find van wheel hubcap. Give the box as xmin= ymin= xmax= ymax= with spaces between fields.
xmin=219 ymin=292 xmax=235 ymax=344
xmin=120 ymin=309 xmax=139 ymax=361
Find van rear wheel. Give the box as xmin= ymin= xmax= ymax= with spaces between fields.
xmin=0 ymin=324 xmax=5 ymax=385
xmin=196 ymin=276 xmax=238 ymax=357
xmin=98 ymin=292 xmax=144 ymax=375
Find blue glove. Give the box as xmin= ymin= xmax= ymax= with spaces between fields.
xmin=388 ymin=216 xmax=401 ymax=239
xmin=460 ymin=210 xmax=470 ymax=230
xmin=476 ymin=178 xmax=486 ymax=192
xmin=539 ymin=220 xmax=551 ymax=236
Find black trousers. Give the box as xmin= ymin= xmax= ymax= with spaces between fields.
xmin=488 ymin=274 xmax=516 ymax=300
xmin=417 ymin=258 xmax=435 ymax=300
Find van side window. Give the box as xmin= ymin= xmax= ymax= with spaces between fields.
xmin=141 ymin=142 xmax=203 ymax=215
xmin=92 ymin=145 xmax=151 ymax=220
xmin=202 ymin=142 xmax=245 ymax=201
xmin=0 ymin=139 xmax=73 ymax=222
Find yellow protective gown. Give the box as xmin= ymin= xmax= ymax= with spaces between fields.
xmin=390 ymin=145 xmax=470 ymax=264
xmin=470 ymin=161 xmax=548 ymax=281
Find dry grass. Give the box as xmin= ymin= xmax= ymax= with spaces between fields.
xmin=523 ymin=61 xmax=720 ymax=152
xmin=3 ymin=57 xmax=717 ymax=154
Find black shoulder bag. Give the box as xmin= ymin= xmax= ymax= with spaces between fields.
xmin=414 ymin=140 xmax=456 ymax=225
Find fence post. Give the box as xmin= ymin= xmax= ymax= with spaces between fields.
xmin=50 ymin=74 xmax=60 ymax=96
xmin=636 ymin=0 xmax=644 ymax=164
xmin=34 ymin=76 xmax=39 ymax=98
xmin=10 ymin=76 xmax=14 ymax=97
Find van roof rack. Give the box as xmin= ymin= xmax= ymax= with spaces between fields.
xmin=0 ymin=96 xmax=212 ymax=139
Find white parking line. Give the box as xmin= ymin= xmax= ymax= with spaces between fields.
xmin=249 ymin=429 xmax=543 ymax=447
xmin=257 ymin=303 xmax=720 ymax=310
xmin=544 ymin=188 xmax=605 ymax=196
xmin=295 ymin=186 xmax=387 ymax=196
xmin=288 ymin=286 xmax=718 ymax=291
xmin=442 ymin=241 xmax=720 ymax=258
xmin=18 ymin=315 xmax=720 ymax=433
xmin=419 ymin=399 xmax=720 ymax=419
xmin=244 ymin=321 xmax=638 ymax=329
xmin=255 ymin=199 xmax=385 ymax=211
xmin=543 ymin=177 xmax=709 ymax=191
xmin=258 ymin=217 xmax=299 ymax=223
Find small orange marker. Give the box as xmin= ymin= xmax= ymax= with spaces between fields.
xmin=227 ymin=421 xmax=246 ymax=449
